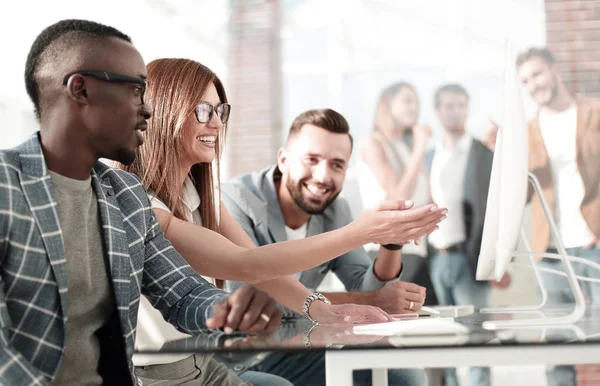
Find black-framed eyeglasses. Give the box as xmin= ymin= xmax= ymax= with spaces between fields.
xmin=194 ymin=102 xmax=231 ymax=124
xmin=62 ymin=70 xmax=147 ymax=105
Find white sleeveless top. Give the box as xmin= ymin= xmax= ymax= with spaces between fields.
xmin=357 ymin=133 xmax=430 ymax=257
xmin=133 ymin=176 xmax=220 ymax=366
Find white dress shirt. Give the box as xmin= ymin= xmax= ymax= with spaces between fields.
xmin=428 ymin=135 xmax=472 ymax=250
xmin=285 ymin=223 xmax=309 ymax=279
xmin=134 ymin=176 xmax=216 ymax=366
xmin=539 ymin=104 xmax=595 ymax=248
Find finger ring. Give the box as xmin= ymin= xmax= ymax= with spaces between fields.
xmin=260 ymin=313 xmax=271 ymax=323
xmin=408 ymin=301 xmax=414 ymax=310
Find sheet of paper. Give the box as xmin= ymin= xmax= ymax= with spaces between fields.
xmin=352 ymin=317 xmax=469 ymax=336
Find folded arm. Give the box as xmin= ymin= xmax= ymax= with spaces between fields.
xmin=360 ymin=134 xmax=428 ymax=201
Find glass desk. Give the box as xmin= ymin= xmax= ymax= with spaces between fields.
xmin=137 ymin=306 xmax=600 ymax=386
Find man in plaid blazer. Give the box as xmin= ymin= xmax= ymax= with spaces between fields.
xmin=0 ymin=19 xmax=281 ymax=385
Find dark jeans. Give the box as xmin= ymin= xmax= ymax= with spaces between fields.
xmin=253 ymin=351 xmax=426 ymax=386
xmin=429 ymin=250 xmax=490 ymax=386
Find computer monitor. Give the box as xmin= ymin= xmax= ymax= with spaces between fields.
xmin=475 ymin=43 xmax=590 ymax=328
xmin=475 ymin=42 xmax=529 ymax=282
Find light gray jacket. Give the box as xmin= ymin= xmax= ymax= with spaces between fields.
xmin=222 ymin=165 xmax=401 ymax=294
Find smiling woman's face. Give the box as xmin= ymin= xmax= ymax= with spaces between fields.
xmin=181 ymin=83 xmax=223 ymax=166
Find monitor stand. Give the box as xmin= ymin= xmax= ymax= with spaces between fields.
xmin=480 ymin=173 xmax=587 ymax=330
xmin=481 ymin=227 xmax=548 ymax=313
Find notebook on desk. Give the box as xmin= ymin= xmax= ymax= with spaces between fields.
xmin=419 ymin=306 xmax=441 ymax=317
xmin=352 ymin=317 xmax=469 ymax=337
xmin=411 ymin=305 xmax=475 ymax=318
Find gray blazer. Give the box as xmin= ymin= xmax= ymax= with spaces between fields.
xmin=221 ymin=165 xmax=400 ymax=294
xmin=0 ymin=133 xmax=227 ymax=385
xmin=425 ymin=138 xmax=494 ymax=272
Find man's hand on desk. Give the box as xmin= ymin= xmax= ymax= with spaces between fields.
xmin=370 ymin=281 xmax=426 ymax=314
xmin=310 ymin=301 xmax=393 ymax=325
xmin=206 ymin=284 xmax=282 ymax=335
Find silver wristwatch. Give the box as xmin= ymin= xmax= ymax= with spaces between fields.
xmin=302 ymin=292 xmax=331 ymax=324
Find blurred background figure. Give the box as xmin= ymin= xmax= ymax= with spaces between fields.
xmin=518 ymin=47 xmax=600 ymax=386
xmin=427 ymin=84 xmax=495 ymax=386
xmin=357 ymin=82 xmax=438 ymax=306
xmin=516 ymin=47 xmax=600 ymax=307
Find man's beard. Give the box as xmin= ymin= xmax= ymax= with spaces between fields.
xmin=286 ymin=178 xmax=340 ymax=215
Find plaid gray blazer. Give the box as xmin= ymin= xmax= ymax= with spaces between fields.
xmin=0 ymin=133 xmax=227 ymax=385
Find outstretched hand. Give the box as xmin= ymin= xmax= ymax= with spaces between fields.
xmin=357 ymin=200 xmax=447 ymax=246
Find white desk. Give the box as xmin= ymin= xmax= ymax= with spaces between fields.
xmin=325 ymin=342 xmax=600 ymax=385
xmin=325 ymin=307 xmax=600 ymax=386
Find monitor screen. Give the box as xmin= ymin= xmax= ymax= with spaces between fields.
xmin=476 ymin=41 xmax=529 ymax=282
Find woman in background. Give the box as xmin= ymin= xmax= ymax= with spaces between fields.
xmin=358 ymin=82 xmax=438 ymax=305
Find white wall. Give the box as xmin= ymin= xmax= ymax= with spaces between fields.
xmin=281 ymin=0 xmax=546 ymax=163
xmin=0 ymin=0 xmax=229 ymax=149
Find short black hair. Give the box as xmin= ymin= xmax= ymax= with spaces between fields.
xmin=25 ymin=19 xmax=131 ymax=120
xmin=434 ymin=83 xmax=469 ymax=109
xmin=516 ymin=47 xmax=556 ymax=68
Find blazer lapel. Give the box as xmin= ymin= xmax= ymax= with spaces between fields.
xmin=266 ymin=202 xmax=289 ymax=244
xmin=261 ymin=167 xmax=290 ymax=244
xmin=306 ymin=216 xmax=324 ymax=238
xmin=92 ymin=169 xmax=133 ymax=340
xmin=463 ymin=140 xmax=492 ymax=231
xmin=17 ymin=134 xmax=69 ymax=322
xmin=463 ymin=141 xmax=479 ymax=207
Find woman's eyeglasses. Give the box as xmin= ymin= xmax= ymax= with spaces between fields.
xmin=194 ymin=102 xmax=231 ymax=124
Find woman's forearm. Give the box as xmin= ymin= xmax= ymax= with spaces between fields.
xmin=155 ymin=209 xmax=368 ymax=283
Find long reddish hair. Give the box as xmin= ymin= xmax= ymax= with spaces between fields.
xmin=121 ymin=58 xmax=228 ymax=234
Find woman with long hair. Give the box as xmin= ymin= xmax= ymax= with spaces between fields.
xmin=121 ymin=60 xmax=443 ymax=384
xmin=358 ymin=82 xmax=437 ymax=301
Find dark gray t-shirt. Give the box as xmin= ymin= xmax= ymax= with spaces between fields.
xmin=49 ymin=171 xmax=115 ymax=385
